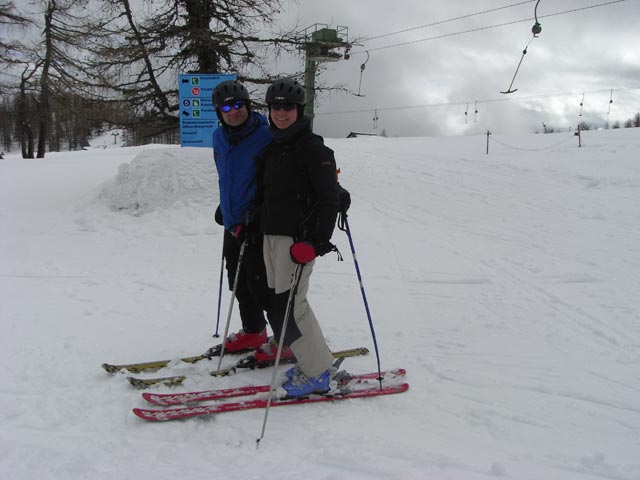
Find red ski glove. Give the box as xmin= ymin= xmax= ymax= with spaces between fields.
xmin=290 ymin=241 xmax=317 ymax=264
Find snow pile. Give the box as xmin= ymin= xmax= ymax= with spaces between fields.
xmin=97 ymin=147 xmax=216 ymax=214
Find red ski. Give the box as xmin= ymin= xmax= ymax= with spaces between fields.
xmin=133 ymin=369 xmax=408 ymax=422
xmin=142 ymin=368 xmax=406 ymax=406
xmin=143 ymin=384 xmax=270 ymax=406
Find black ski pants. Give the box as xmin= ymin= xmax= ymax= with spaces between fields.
xmin=222 ymin=229 xmax=269 ymax=334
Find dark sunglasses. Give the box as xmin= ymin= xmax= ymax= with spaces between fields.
xmin=269 ymin=103 xmax=297 ymax=111
xmin=219 ymin=101 xmax=245 ymax=113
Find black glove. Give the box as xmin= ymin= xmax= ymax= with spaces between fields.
xmin=337 ymin=184 xmax=351 ymax=214
xmin=230 ymin=224 xmax=244 ymax=243
xmin=214 ymin=205 xmax=223 ymax=226
xmin=232 ymin=220 xmax=260 ymax=244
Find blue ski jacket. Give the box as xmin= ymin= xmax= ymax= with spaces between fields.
xmin=213 ymin=112 xmax=271 ymax=232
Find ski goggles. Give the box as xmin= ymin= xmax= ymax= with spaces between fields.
xmin=269 ymin=103 xmax=297 ymax=111
xmin=219 ymin=101 xmax=245 ymax=113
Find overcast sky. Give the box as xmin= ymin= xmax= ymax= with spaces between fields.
xmin=272 ymin=0 xmax=640 ymax=138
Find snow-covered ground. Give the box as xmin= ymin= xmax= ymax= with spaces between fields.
xmin=1 ymin=128 xmax=639 ymax=479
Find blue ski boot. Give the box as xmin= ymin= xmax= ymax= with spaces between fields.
xmin=283 ymin=364 xmax=302 ymax=380
xmin=282 ymin=368 xmax=332 ymax=397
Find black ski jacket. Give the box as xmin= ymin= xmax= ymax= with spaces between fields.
xmin=257 ymin=122 xmax=338 ymax=253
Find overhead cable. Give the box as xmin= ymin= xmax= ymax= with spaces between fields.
xmin=352 ymin=0 xmax=627 ymax=54
xmin=361 ymin=1 xmax=537 ymax=42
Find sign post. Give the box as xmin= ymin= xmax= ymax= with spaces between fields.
xmin=178 ymin=73 xmax=236 ymax=148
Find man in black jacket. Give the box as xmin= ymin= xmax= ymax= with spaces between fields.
xmin=257 ymin=78 xmax=340 ymax=397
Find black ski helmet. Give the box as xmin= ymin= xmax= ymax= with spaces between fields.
xmin=265 ymin=78 xmax=305 ymax=105
xmin=212 ymin=80 xmax=250 ymax=108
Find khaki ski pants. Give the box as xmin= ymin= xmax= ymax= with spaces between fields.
xmin=263 ymin=235 xmax=333 ymax=377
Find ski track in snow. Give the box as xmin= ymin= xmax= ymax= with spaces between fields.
xmin=1 ymin=129 xmax=640 ymax=479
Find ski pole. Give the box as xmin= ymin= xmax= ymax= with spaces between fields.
xmin=339 ymin=214 xmax=383 ymax=388
xmin=256 ymin=263 xmax=304 ymax=447
xmin=213 ymin=246 xmax=225 ymax=337
xmin=216 ymin=237 xmax=248 ymax=370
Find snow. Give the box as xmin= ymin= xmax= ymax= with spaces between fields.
xmin=1 ymin=128 xmax=639 ymax=479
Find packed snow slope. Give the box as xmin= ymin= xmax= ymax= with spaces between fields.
xmin=1 ymin=128 xmax=639 ymax=479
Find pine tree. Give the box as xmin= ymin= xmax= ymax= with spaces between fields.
xmin=89 ymin=0 xmax=292 ymax=140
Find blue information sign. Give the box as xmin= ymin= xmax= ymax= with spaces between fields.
xmin=178 ymin=73 xmax=236 ymax=147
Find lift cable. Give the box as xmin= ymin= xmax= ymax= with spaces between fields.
xmin=351 ymin=1 xmax=626 ymax=55
xmin=361 ymin=1 xmax=537 ymax=42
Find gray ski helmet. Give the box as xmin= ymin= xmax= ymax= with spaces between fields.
xmin=212 ymin=80 xmax=250 ymax=108
xmin=265 ymin=78 xmax=305 ymax=105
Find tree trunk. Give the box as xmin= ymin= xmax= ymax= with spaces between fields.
xmin=183 ymin=0 xmax=219 ymax=73
xmin=37 ymin=0 xmax=55 ymax=158
xmin=18 ymin=72 xmax=35 ymax=159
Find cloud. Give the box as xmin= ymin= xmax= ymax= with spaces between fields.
xmin=278 ymin=0 xmax=640 ymax=137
